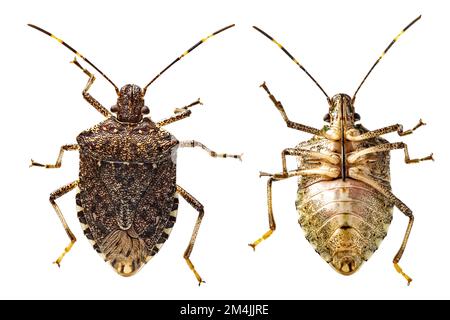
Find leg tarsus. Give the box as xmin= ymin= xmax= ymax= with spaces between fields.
xmin=157 ymin=99 xmax=203 ymax=127
xmin=398 ymin=118 xmax=426 ymax=136
xmin=53 ymin=240 xmax=76 ymax=267
xmin=248 ymin=229 xmax=274 ymax=251
xmin=185 ymin=257 xmax=206 ymax=286
xmin=30 ymin=159 xmax=44 ymax=168
xmin=394 ymin=262 xmax=413 ymax=286
xmin=259 ymin=171 xmax=273 ymax=178
xmin=174 ymin=98 xmax=202 ymax=114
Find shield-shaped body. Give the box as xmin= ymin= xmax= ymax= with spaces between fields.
xmin=76 ymin=117 xmax=179 ymax=276
xmin=296 ymin=124 xmax=394 ymax=275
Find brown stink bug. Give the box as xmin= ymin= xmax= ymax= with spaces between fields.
xmin=249 ymin=15 xmax=433 ymax=285
xmin=28 ymin=24 xmax=240 ymax=284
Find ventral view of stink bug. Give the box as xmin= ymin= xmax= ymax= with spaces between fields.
xmin=249 ymin=15 xmax=433 ymax=284
xmin=29 ymin=23 xmax=240 ymax=284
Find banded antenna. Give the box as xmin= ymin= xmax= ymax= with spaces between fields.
xmin=28 ymin=24 xmax=120 ymax=95
xmin=142 ymin=24 xmax=235 ymax=96
xmin=253 ymin=26 xmax=330 ymax=101
xmin=352 ymin=15 xmax=421 ymax=102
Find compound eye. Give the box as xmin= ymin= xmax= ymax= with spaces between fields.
xmin=354 ymin=113 xmax=361 ymax=121
xmin=323 ymin=113 xmax=331 ymax=122
xmin=141 ymin=106 xmax=149 ymax=115
xmin=110 ymin=105 xmax=118 ymax=113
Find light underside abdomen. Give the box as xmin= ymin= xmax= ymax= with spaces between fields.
xmin=296 ymin=179 xmax=393 ymax=268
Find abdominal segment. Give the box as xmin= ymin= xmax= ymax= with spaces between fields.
xmin=296 ymin=179 xmax=393 ymax=273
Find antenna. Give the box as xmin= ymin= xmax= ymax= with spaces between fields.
xmin=142 ymin=24 xmax=235 ymax=95
xmin=253 ymin=26 xmax=330 ymax=101
xmin=28 ymin=24 xmax=120 ymax=95
xmin=352 ymin=15 xmax=421 ymax=101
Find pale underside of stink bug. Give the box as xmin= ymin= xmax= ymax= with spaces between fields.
xmin=249 ymin=16 xmax=433 ymax=285
xmin=29 ymin=24 xmax=240 ymax=284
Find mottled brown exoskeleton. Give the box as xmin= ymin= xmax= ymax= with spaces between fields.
xmin=29 ymin=24 xmax=240 ymax=284
xmin=249 ymin=16 xmax=433 ymax=285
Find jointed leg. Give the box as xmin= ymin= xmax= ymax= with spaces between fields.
xmin=260 ymin=82 xmax=323 ymax=136
xmin=180 ymin=140 xmax=242 ymax=160
xmin=157 ymin=99 xmax=202 ymax=127
xmin=346 ymin=119 xmax=426 ymax=141
xmin=49 ymin=180 xmax=79 ymax=267
xmin=249 ymin=167 xmax=339 ymax=250
xmin=280 ymin=147 xmax=340 ymax=175
xmin=71 ymin=57 xmax=112 ymax=118
xmin=348 ymin=167 xmax=413 ymax=285
xmin=347 ymin=142 xmax=433 ymax=164
xmin=30 ymin=144 xmax=79 ymax=168
xmin=176 ymin=185 xmax=205 ymax=286
xmin=248 ymin=175 xmax=286 ymax=250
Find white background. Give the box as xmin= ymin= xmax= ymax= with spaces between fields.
xmin=0 ymin=0 xmax=448 ymax=299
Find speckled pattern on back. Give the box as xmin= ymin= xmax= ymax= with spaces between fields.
xmin=76 ymin=117 xmax=179 ymax=276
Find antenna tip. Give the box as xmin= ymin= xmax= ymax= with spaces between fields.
xmin=253 ymin=26 xmax=265 ymax=34
xmin=222 ymin=24 xmax=236 ymax=32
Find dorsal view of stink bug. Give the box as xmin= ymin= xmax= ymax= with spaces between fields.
xmin=249 ymin=16 xmax=432 ymax=284
xmin=29 ymin=23 xmax=240 ymax=284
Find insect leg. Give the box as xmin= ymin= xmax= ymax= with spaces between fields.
xmin=179 ymin=140 xmax=242 ymax=160
xmin=347 ymin=142 xmax=433 ymax=164
xmin=348 ymin=167 xmax=414 ymax=285
xmin=249 ymin=167 xmax=339 ymax=250
xmin=157 ymin=98 xmax=202 ymax=126
xmin=260 ymin=82 xmax=323 ymax=136
xmin=71 ymin=57 xmax=112 ymax=118
xmin=248 ymin=175 xmax=286 ymax=250
xmin=49 ymin=180 xmax=79 ymax=267
xmin=281 ymin=147 xmax=340 ymax=176
xmin=30 ymin=144 xmax=79 ymax=168
xmin=346 ymin=119 xmax=426 ymax=141
xmin=176 ymin=185 xmax=205 ymax=286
